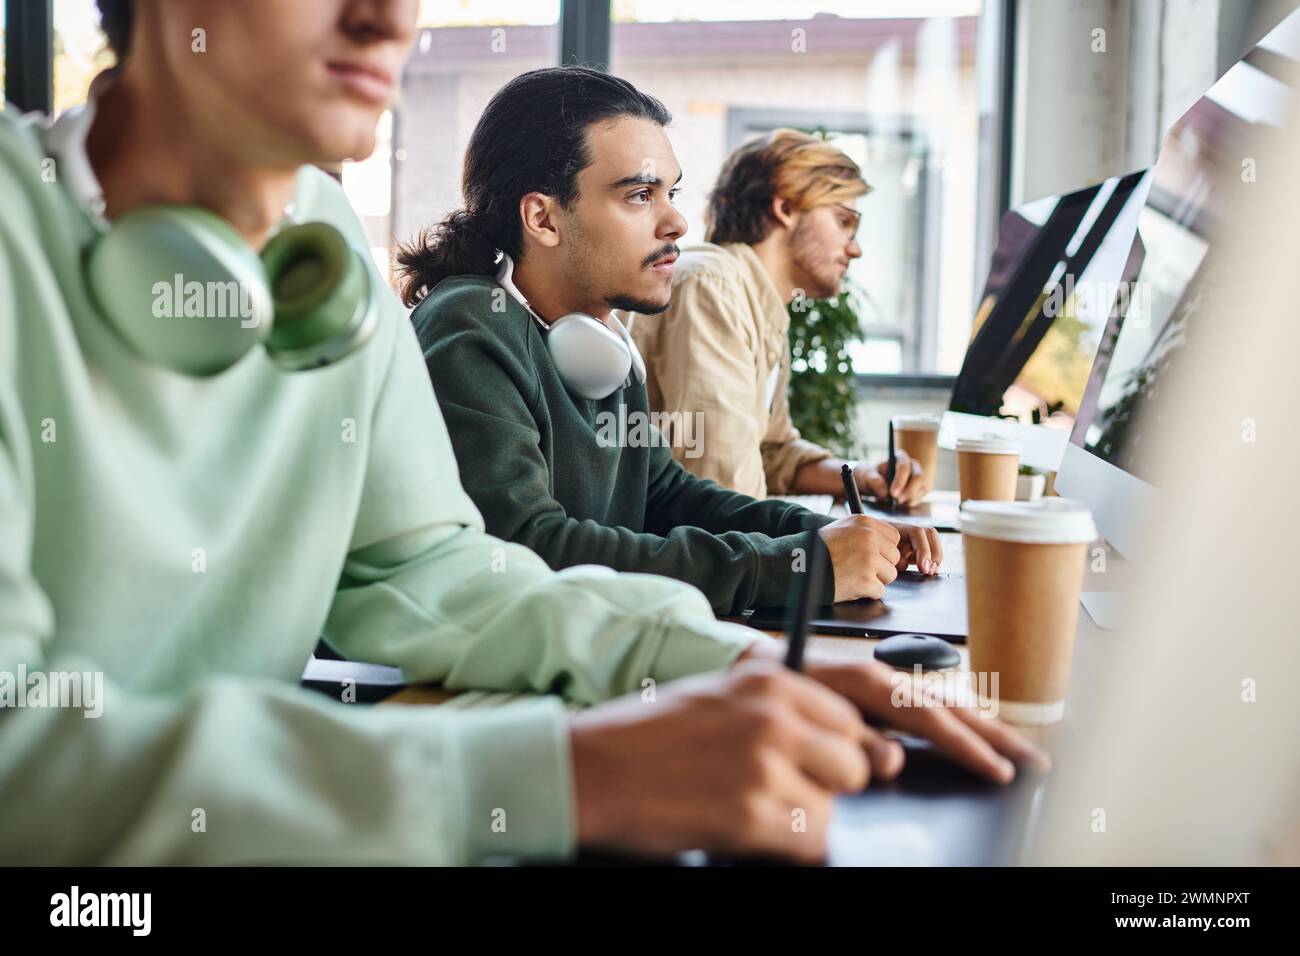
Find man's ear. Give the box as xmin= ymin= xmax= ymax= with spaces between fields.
xmin=769 ymin=196 xmax=798 ymax=232
xmin=519 ymin=192 xmax=562 ymax=250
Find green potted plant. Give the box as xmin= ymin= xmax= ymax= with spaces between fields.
xmin=1016 ymin=464 xmax=1046 ymax=501
xmin=786 ymin=280 xmax=868 ymax=457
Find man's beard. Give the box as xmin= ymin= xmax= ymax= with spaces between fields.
xmin=607 ymin=292 xmax=673 ymax=315
xmin=790 ymin=218 xmax=841 ymax=300
xmin=606 ymin=242 xmax=680 ymax=314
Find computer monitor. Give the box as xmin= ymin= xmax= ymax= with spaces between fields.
xmin=1055 ymin=9 xmax=1300 ymax=561
xmin=942 ymin=171 xmax=1151 ymax=471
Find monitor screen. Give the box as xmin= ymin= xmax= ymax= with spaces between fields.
xmin=1070 ymin=16 xmax=1299 ymax=485
xmin=950 ymin=170 xmax=1150 ymax=432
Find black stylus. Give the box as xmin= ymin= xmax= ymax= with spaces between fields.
xmin=840 ymin=462 xmax=864 ymax=514
xmin=784 ymin=522 xmax=826 ymax=673
xmin=885 ymin=421 xmax=897 ymax=513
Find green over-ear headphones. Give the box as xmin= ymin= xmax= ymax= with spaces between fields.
xmin=36 ymin=96 xmax=378 ymax=375
xmin=85 ymin=205 xmax=379 ymax=376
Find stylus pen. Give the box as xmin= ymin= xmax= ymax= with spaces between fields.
xmin=840 ymin=462 xmax=864 ymax=514
xmin=784 ymin=523 xmax=826 ymax=673
xmin=885 ymin=421 xmax=897 ymax=513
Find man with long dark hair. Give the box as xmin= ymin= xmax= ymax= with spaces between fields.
xmin=402 ymin=67 xmax=943 ymax=617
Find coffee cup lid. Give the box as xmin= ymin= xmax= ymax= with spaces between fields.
xmin=956 ymin=434 xmax=1020 ymax=455
xmin=891 ymin=414 xmax=941 ymax=432
xmin=960 ymin=498 xmax=1097 ymax=543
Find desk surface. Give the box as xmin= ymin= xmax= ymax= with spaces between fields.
xmin=385 ymin=525 xmax=1100 ymax=757
xmin=384 ymin=520 xmax=1121 ymax=863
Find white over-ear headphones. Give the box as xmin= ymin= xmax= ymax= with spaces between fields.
xmin=495 ymin=254 xmax=646 ymax=401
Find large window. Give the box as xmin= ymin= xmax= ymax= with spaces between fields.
xmin=32 ymin=0 xmax=1005 ymax=380
xmin=375 ymin=1 xmax=561 ymax=277
xmin=53 ymin=0 xmax=109 ymax=114
xmin=607 ymin=0 xmax=997 ymax=375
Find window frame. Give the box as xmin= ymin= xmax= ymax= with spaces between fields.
xmin=560 ymin=0 xmax=610 ymax=68
xmin=3 ymin=0 xmax=53 ymax=114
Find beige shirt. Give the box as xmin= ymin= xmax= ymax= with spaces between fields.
xmin=629 ymin=242 xmax=832 ymax=499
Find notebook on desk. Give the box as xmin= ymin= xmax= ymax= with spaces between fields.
xmin=747 ymin=570 xmax=969 ymax=641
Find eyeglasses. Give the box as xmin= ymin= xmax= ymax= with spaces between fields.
xmin=831 ymin=203 xmax=862 ymax=234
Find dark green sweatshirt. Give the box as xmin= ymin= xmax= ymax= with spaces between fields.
xmin=412 ymin=276 xmax=836 ymax=615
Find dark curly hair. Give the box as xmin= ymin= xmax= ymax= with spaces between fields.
xmin=96 ymin=0 xmax=133 ymax=60
xmin=394 ymin=66 xmax=672 ymax=306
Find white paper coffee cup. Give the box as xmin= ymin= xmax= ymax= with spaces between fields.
xmin=960 ymin=499 xmax=1097 ymax=725
xmin=956 ymin=434 xmax=1020 ymax=502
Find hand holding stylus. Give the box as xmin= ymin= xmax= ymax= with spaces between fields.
xmin=851 ymin=452 xmax=930 ymax=507
xmin=834 ymin=464 xmax=942 ymax=592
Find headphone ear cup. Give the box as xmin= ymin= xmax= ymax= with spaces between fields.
xmin=260 ymin=222 xmax=375 ymax=370
xmin=87 ymin=206 xmax=274 ymax=376
xmin=547 ymin=314 xmax=635 ymax=400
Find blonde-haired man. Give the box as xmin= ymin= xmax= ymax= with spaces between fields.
xmin=630 ymin=129 xmax=930 ymax=506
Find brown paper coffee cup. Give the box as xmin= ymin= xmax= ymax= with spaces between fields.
xmin=960 ymin=499 xmax=1097 ymax=725
xmin=957 ymin=435 xmax=1020 ymax=503
xmin=892 ymin=414 xmax=940 ymax=484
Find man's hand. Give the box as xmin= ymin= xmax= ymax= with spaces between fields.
xmin=569 ymin=647 xmax=1051 ymax=863
xmin=894 ymin=524 xmax=943 ymax=576
xmin=818 ymin=516 xmax=943 ymax=600
xmin=854 ymin=451 xmax=930 ymax=507
xmin=739 ymin=643 xmax=1051 ymax=784
xmin=569 ymin=660 xmax=896 ymax=863
xmin=818 ymin=514 xmax=902 ymax=601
